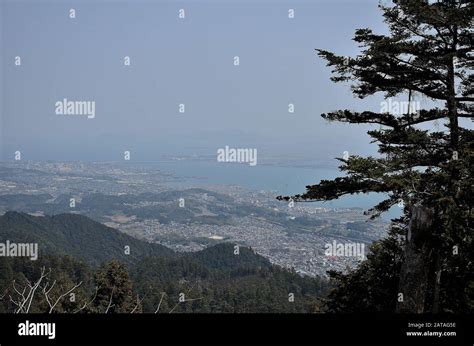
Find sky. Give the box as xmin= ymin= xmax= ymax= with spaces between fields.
xmin=1 ymin=0 xmax=395 ymax=162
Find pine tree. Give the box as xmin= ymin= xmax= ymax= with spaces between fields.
xmin=279 ymin=0 xmax=473 ymax=313
xmin=92 ymin=260 xmax=135 ymax=313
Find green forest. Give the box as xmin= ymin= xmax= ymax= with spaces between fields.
xmin=0 ymin=212 xmax=327 ymax=313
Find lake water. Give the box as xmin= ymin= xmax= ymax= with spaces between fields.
xmin=134 ymin=160 xmax=401 ymax=220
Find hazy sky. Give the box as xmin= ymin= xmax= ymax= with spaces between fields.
xmin=1 ymin=0 xmax=394 ymax=162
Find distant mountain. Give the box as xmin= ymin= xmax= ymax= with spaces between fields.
xmin=0 ymin=211 xmax=175 ymax=266
xmin=0 ymin=211 xmax=273 ymax=271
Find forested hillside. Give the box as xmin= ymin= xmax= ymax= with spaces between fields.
xmin=0 ymin=212 xmax=327 ymax=313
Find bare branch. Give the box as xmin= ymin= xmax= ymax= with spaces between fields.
xmin=43 ymin=281 xmax=82 ymax=313
xmin=74 ymin=286 xmax=99 ymax=314
xmin=154 ymin=292 xmax=166 ymax=314
xmin=105 ymin=286 xmax=115 ymax=314
xmin=130 ymin=293 xmax=146 ymax=314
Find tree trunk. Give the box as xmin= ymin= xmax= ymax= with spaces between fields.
xmin=396 ymin=205 xmax=436 ymax=313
